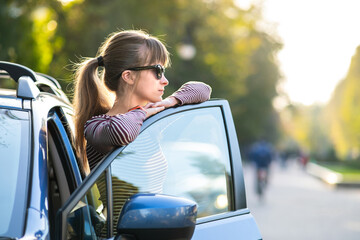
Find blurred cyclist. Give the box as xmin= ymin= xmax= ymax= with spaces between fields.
xmin=249 ymin=140 xmax=274 ymax=200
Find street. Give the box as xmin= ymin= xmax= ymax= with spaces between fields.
xmin=243 ymin=160 xmax=360 ymax=240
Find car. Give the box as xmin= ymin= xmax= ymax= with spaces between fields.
xmin=0 ymin=61 xmax=262 ymax=240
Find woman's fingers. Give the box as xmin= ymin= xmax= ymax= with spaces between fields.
xmin=152 ymin=97 xmax=179 ymax=108
xmin=143 ymin=102 xmax=155 ymax=109
xmin=143 ymin=97 xmax=180 ymax=118
xmin=151 ymin=101 xmax=165 ymax=108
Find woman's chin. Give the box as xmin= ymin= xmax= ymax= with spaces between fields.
xmin=152 ymin=96 xmax=163 ymax=102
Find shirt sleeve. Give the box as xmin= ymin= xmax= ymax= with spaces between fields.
xmin=84 ymin=109 xmax=147 ymax=153
xmin=170 ymin=81 xmax=212 ymax=105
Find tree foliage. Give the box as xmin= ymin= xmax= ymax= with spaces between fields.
xmin=326 ymin=46 xmax=360 ymax=160
xmin=280 ymin=46 xmax=360 ymax=162
xmin=279 ymin=103 xmax=335 ymax=161
xmin=0 ymin=0 xmax=282 ymax=147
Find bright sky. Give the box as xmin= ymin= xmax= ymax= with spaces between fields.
xmin=237 ymin=0 xmax=360 ymax=105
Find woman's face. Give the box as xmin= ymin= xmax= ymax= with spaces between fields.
xmin=133 ymin=64 xmax=169 ymax=104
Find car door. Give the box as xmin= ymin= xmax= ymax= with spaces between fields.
xmin=55 ymin=100 xmax=262 ymax=240
xmin=47 ymin=107 xmax=90 ymax=237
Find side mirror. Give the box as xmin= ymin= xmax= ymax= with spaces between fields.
xmin=116 ymin=193 xmax=197 ymax=240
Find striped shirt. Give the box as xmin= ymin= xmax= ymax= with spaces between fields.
xmin=84 ymin=81 xmax=212 ymax=171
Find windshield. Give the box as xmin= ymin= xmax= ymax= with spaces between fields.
xmin=0 ymin=108 xmax=30 ymax=237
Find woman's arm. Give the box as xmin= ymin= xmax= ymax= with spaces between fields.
xmin=85 ymin=82 xmax=211 ymax=153
xmin=152 ymin=81 xmax=212 ymax=108
xmin=84 ymin=109 xmax=147 ymax=153
xmin=170 ymin=81 xmax=212 ymax=105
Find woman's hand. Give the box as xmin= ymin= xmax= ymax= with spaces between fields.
xmin=143 ymin=103 xmax=165 ymax=118
xmin=143 ymin=97 xmax=180 ymax=118
xmin=151 ymin=96 xmax=180 ymax=108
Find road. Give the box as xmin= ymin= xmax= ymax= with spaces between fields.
xmin=243 ymin=160 xmax=360 ymax=240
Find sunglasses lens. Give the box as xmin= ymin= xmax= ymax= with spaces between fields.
xmin=155 ymin=65 xmax=164 ymax=79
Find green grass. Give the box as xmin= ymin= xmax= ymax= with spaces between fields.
xmin=320 ymin=163 xmax=360 ymax=182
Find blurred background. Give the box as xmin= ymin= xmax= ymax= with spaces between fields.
xmin=1 ymin=0 xmax=359 ymax=239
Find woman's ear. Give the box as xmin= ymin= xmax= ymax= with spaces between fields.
xmin=121 ymin=70 xmax=135 ymax=85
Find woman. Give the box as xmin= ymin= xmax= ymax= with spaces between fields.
xmin=73 ymin=30 xmax=211 ymax=175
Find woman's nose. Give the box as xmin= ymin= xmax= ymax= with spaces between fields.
xmin=161 ymin=75 xmax=169 ymax=86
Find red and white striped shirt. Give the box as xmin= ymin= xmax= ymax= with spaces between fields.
xmin=84 ymin=81 xmax=211 ymax=170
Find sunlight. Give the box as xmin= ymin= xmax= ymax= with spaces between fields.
xmin=214 ymin=194 xmax=228 ymax=209
xmin=325 ymin=173 xmax=343 ymax=185
xmin=47 ymin=20 xmax=57 ymax=31
xmin=261 ymin=0 xmax=360 ymax=105
xmin=58 ymin=0 xmax=81 ymax=6
xmin=58 ymin=0 xmax=74 ymax=5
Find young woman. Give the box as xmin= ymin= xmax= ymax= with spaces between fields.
xmin=73 ymin=30 xmax=211 ymax=174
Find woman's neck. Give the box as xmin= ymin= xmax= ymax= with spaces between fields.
xmin=106 ymin=95 xmax=147 ymax=116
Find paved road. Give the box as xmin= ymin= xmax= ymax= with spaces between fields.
xmin=243 ymin=160 xmax=360 ymax=240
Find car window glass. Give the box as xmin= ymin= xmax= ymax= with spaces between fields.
xmin=110 ymin=107 xmax=231 ymax=219
xmin=66 ymin=172 xmax=108 ymax=239
xmin=0 ymin=109 xmax=29 ymax=237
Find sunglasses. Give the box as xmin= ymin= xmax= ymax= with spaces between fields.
xmin=127 ymin=64 xmax=165 ymax=79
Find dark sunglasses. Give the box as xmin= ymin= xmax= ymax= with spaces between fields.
xmin=127 ymin=64 xmax=165 ymax=79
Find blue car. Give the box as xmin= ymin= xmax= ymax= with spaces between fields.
xmin=0 ymin=61 xmax=262 ymax=240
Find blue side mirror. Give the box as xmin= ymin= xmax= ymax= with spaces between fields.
xmin=116 ymin=193 xmax=197 ymax=240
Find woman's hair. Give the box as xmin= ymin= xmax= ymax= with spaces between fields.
xmin=72 ymin=30 xmax=170 ymax=173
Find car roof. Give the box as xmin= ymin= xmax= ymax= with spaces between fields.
xmin=0 ymin=88 xmax=23 ymax=109
xmin=0 ymin=62 xmax=69 ymax=107
xmin=0 ymin=88 xmax=16 ymax=96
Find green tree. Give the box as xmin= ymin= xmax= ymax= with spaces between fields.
xmin=326 ymin=46 xmax=360 ymax=160
xmin=0 ymin=0 xmax=62 ymax=72
xmin=1 ymin=0 xmax=283 ymax=147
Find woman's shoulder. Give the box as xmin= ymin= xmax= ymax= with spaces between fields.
xmin=86 ymin=114 xmax=110 ymax=122
xmin=84 ymin=109 xmax=146 ymax=148
xmin=84 ymin=114 xmax=109 ymax=130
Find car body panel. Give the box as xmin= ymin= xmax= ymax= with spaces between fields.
xmin=0 ymin=95 xmax=22 ymax=109
xmin=193 ymin=212 xmax=262 ymax=240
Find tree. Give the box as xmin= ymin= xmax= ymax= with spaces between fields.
xmin=0 ymin=0 xmax=283 ymax=147
xmin=326 ymin=46 xmax=360 ymax=160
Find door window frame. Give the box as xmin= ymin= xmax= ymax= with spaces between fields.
xmin=48 ymin=109 xmax=82 ymax=188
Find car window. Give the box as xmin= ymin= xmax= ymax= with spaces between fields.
xmin=0 ymin=109 xmax=30 ymax=237
xmin=110 ymin=107 xmax=232 ymax=219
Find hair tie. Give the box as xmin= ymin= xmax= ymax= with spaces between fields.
xmin=97 ymin=56 xmax=104 ymax=67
